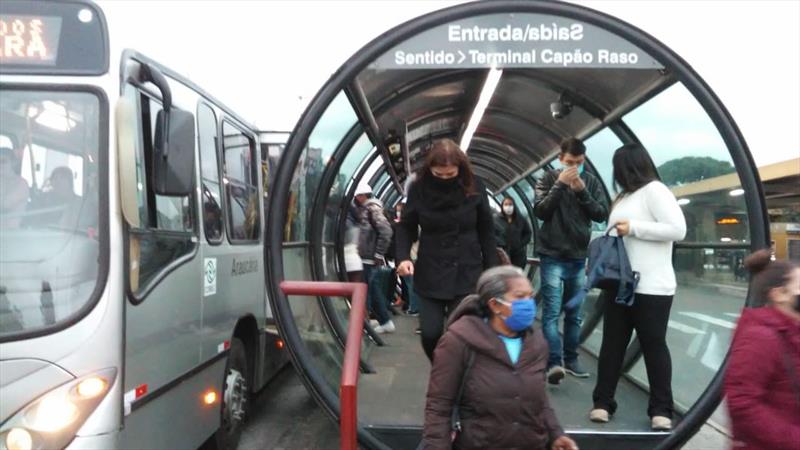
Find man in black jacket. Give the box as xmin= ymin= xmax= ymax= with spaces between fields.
xmin=534 ymin=138 xmax=608 ymax=384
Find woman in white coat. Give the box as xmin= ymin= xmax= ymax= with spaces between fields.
xmin=589 ymin=143 xmax=686 ymax=431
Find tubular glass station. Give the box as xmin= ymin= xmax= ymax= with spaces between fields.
xmin=266 ymin=2 xmax=767 ymax=450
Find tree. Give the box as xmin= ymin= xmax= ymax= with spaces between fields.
xmin=657 ymin=156 xmax=735 ymax=186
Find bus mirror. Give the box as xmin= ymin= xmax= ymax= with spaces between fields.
xmin=153 ymin=108 xmax=195 ymax=196
xmin=139 ymin=64 xmax=172 ymax=111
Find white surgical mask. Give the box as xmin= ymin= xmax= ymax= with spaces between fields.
xmin=503 ymin=205 xmax=514 ymax=216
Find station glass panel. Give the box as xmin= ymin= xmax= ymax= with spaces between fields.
xmin=321 ymin=133 xmax=375 ymax=359
xmin=283 ymin=246 xmax=343 ymax=391
xmin=282 ymin=90 xmax=359 ymax=391
xmin=584 ymin=127 xmax=623 ymax=197
xmin=623 ymin=84 xmax=749 ymax=245
xmin=285 ymin=91 xmax=356 ymax=242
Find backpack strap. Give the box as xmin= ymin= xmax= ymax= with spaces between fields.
xmin=451 ymin=348 xmax=476 ymax=433
xmin=614 ymin=238 xmax=639 ymax=307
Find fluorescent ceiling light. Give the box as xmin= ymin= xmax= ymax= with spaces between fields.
xmin=729 ymin=188 xmax=745 ymax=197
xmin=460 ymin=66 xmax=503 ymax=152
xmin=677 ymin=198 xmax=691 ymax=206
xmin=720 ymin=237 xmax=732 ymax=242
xmin=29 ymin=101 xmax=76 ymax=132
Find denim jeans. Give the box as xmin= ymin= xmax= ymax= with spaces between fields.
xmin=401 ymin=275 xmax=420 ymax=313
xmin=539 ymin=255 xmax=586 ymax=368
xmin=363 ymin=264 xmax=390 ymax=325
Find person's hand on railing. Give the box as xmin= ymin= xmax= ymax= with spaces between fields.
xmin=397 ymin=260 xmax=414 ymax=276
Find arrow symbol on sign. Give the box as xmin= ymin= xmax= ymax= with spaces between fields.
xmin=457 ymin=50 xmax=465 ymax=64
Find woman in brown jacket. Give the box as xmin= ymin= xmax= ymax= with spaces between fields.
xmin=423 ymin=266 xmax=578 ymax=450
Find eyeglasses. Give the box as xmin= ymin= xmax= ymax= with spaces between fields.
xmin=494 ymin=297 xmax=514 ymax=307
xmin=494 ymin=296 xmax=533 ymax=307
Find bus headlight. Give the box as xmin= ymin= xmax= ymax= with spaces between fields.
xmin=0 ymin=368 xmax=116 ymax=450
xmin=4 ymin=429 xmax=32 ymax=450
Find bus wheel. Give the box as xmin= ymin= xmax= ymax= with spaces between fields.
xmin=216 ymin=337 xmax=248 ymax=450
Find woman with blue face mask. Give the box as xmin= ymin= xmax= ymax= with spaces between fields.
xmin=423 ymin=266 xmax=578 ymax=450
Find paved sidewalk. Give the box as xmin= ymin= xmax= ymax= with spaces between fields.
xmin=684 ymin=424 xmax=730 ymax=450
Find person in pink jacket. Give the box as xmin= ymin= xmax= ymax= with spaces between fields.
xmin=724 ymin=249 xmax=800 ymax=450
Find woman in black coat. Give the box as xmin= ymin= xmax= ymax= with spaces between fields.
xmin=396 ymin=139 xmax=499 ymax=362
xmin=495 ymin=196 xmax=532 ymax=269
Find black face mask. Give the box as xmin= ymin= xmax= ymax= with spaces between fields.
xmin=429 ymin=175 xmax=460 ymax=189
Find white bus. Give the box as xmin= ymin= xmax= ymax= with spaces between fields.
xmin=0 ymin=1 xmax=287 ymax=449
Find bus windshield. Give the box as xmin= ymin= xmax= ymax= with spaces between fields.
xmin=0 ymin=88 xmax=101 ymax=339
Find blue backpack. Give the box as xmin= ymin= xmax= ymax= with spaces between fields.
xmin=566 ymin=231 xmax=640 ymax=309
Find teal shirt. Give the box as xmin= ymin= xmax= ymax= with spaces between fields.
xmin=498 ymin=334 xmax=523 ymax=365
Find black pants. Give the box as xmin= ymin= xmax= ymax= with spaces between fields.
xmin=592 ymin=293 xmax=674 ymax=418
xmin=419 ymin=295 xmax=462 ymax=362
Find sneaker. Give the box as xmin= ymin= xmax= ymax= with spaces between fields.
xmin=564 ymin=360 xmax=590 ymax=378
xmin=415 ymin=327 xmax=421 ymax=335
xmin=589 ymin=408 xmax=610 ymax=423
xmin=547 ymin=366 xmax=566 ymax=385
xmin=369 ymin=319 xmax=379 ymax=328
xmin=405 ymin=310 xmax=419 ymax=317
xmin=374 ymin=320 xmax=396 ymax=334
xmin=651 ymin=416 xmax=672 ymax=431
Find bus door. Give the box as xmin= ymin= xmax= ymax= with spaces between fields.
xmin=117 ymin=67 xmax=206 ymax=449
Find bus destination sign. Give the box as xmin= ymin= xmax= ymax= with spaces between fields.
xmin=0 ymin=15 xmax=62 ymax=66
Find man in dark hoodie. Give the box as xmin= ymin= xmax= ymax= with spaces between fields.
xmin=534 ymin=138 xmax=608 ymax=384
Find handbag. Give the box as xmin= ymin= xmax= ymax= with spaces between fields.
xmin=450 ymin=349 xmax=476 ymax=443
xmin=565 ymin=230 xmax=640 ymax=309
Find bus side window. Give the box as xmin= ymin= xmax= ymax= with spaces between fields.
xmin=143 ymin=96 xmax=194 ymax=233
xmin=222 ymin=122 xmax=259 ymax=243
xmin=197 ymin=103 xmax=223 ymax=243
xmin=125 ymin=86 xmax=197 ymax=297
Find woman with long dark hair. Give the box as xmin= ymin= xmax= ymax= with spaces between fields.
xmin=724 ymin=250 xmax=800 ymax=450
xmin=495 ymin=196 xmax=532 ymax=269
xmin=396 ymin=139 xmax=499 ymax=362
xmin=590 ymin=143 xmax=686 ymax=430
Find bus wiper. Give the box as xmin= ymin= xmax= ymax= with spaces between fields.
xmin=40 ymin=281 xmax=55 ymax=325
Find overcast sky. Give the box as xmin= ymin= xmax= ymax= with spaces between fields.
xmin=96 ymin=0 xmax=799 ymax=167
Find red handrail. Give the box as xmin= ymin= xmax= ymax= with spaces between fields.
xmin=280 ymin=281 xmax=368 ymax=450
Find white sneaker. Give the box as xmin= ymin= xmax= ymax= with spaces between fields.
xmin=374 ymin=320 xmax=396 ymax=334
xmin=589 ymin=408 xmax=610 ymax=423
xmin=651 ymin=416 xmax=672 ymax=431
xmin=369 ymin=319 xmax=379 ymax=328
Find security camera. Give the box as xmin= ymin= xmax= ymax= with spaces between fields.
xmin=550 ymin=93 xmax=573 ymax=120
